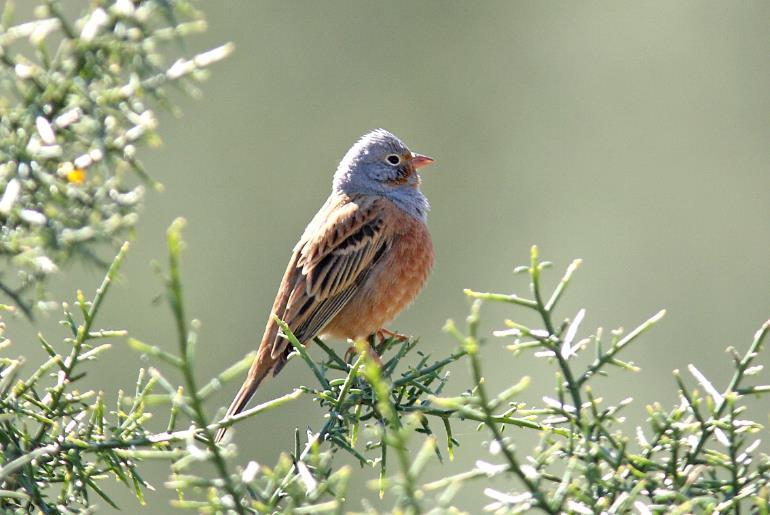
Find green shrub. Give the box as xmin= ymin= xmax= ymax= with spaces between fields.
xmin=0 ymin=0 xmax=231 ymax=316
xmin=1 ymin=2 xmax=768 ymax=513
xmin=1 ymin=225 xmax=768 ymax=512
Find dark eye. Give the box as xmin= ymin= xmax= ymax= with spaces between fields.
xmin=386 ymin=154 xmax=401 ymax=165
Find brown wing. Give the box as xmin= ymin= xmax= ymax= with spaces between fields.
xmin=269 ymin=196 xmax=389 ymax=360
xmin=215 ymin=196 xmax=391 ymax=442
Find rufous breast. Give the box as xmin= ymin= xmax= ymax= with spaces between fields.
xmin=322 ymin=200 xmax=433 ymax=340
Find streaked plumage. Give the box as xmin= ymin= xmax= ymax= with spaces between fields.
xmin=216 ymin=130 xmax=434 ymax=442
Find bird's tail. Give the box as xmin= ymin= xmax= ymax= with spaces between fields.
xmin=214 ymin=342 xmax=279 ymax=443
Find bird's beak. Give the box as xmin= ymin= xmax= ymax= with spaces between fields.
xmin=410 ymin=153 xmax=434 ymax=169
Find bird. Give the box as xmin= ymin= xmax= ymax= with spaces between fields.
xmin=215 ymin=129 xmax=435 ymax=443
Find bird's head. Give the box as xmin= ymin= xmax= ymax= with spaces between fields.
xmin=332 ymin=129 xmax=434 ymax=196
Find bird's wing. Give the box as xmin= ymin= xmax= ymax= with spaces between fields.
xmin=215 ymin=197 xmax=392 ymax=442
xmin=269 ymin=197 xmax=390 ymax=359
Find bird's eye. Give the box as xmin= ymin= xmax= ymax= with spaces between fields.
xmin=385 ymin=154 xmax=401 ymax=166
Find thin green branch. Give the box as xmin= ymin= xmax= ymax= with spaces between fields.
xmin=164 ymin=219 xmax=244 ymax=514
xmin=529 ymin=246 xmax=583 ymax=424
xmin=463 ymin=300 xmax=556 ymax=514
xmin=32 ymin=241 xmax=129 ymax=444
xmin=577 ymin=309 xmax=666 ymax=387
xmin=685 ymin=319 xmax=770 ymax=466
xmin=274 ymin=317 xmax=331 ymax=390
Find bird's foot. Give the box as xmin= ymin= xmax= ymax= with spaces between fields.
xmin=376 ymin=327 xmax=409 ymax=343
xmin=344 ymin=341 xmax=384 ymax=366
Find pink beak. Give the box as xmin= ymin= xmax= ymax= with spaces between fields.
xmin=410 ymin=153 xmax=435 ymax=169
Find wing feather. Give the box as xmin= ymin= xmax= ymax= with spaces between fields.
xmin=269 ymin=197 xmax=389 ymax=359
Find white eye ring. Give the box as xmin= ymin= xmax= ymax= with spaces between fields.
xmin=385 ymin=154 xmax=401 ymax=166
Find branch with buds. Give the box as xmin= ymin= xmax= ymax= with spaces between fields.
xmin=0 ymin=0 xmax=232 ymax=316
xmin=2 ymin=227 xmax=767 ymax=513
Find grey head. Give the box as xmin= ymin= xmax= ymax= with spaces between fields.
xmin=332 ymin=129 xmax=434 ymax=222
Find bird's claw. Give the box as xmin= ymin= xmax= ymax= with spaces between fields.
xmin=344 ymin=341 xmax=384 ymax=366
xmin=376 ymin=328 xmax=409 ymax=343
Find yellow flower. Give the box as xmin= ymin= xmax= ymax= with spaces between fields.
xmin=66 ymin=168 xmax=87 ymax=184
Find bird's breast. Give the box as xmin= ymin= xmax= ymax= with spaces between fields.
xmin=322 ymin=207 xmax=433 ymax=341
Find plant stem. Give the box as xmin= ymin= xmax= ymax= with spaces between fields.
xmin=465 ymin=334 xmax=555 ymax=514
xmin=685 ymin=320 xmax=769 ymax=465
xmin=31 ymin=242 xmax=129 ymax=444
xmin=529 ymin=247 xmax=583 ymax=424
xmin=165 ymin=220 xmax=244 ymax=514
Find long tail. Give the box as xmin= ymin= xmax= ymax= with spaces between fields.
xmin=216 ymin=253 xmax=299 ymax=443
xmin=214 ymin=342 xmax=280 ymax=443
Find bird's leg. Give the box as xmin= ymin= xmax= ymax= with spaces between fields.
xmin=343 ymin=345 xmax=355 ymax=364
xmin=343 ymin=330 xmax=407 ymax=365
xmin=372 ymin=328 xmax=410 ymax=356
xmin=344 ymin=338 xmax=384 ymax=366
xmin=364 ymin=338 xmax=384 ymax=366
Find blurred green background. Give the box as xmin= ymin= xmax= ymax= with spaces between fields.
xmin=6 ymin=1 xmax=770 ymax=512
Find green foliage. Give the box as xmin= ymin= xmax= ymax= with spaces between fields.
xmin=1 ymin=2 xmax=769 ymax=513
xmin=1 ymin=224 xmax=768 ymax=513
xmin=455 ymin=251 xmax=770 ymax=513
xmin=0 ymin=0 xmax=232 ymax=315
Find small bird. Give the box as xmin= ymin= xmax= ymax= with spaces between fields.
xmin=216 ymin=129 xmax=434 ymax=442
